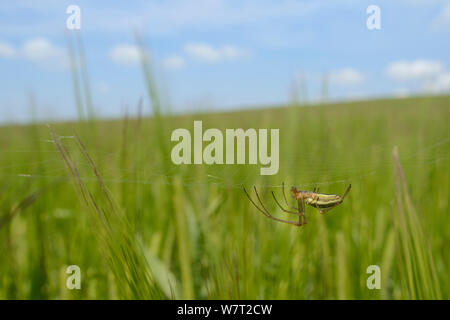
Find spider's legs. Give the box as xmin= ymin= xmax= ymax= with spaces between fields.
xmin=342 ymin=184 xmax=352 ymax=199
xmin=243 ymin=186 xmax=302 ymax=226
xmin=281 ymin=182 xmax=301 ymax=211
xmin=243 ymin=187 xmax=270 ymax=218
xmin=253 ymin=187 xmax=302 ymax=226
xmin=271 ymin=191 xmax=302 ymax=215
xmin=298 ymin=199 xmax=307 ymax=224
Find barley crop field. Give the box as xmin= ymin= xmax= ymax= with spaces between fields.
xmin=0 ymin=93 xmax=448 ymax=299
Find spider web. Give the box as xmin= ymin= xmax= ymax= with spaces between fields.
xmin=0 ymin=135 xmax=448 ymax=192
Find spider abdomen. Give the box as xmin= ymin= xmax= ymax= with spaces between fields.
xmin=306 ymin=194 xmax=342 ymax=209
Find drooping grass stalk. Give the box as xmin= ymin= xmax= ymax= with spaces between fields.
xmin=381 ymin=229 xmax=396 ymax=299
xmin=135 ymin=35 xmax=173 ymax=184
xmin=119 ymin=109 xmax=129 ymax=213
xmin=392 ymin=146 xmax=442 ymax=299
xmin=0 ymin=190 xmax=40 ymax=230
xmin=25 ymin=93 xmax=50 ymax=299
xmin=135 ymin=35 xmax=192 ymax=297
xmin=336 ymin=231 xmax=350 ymax=299
xmin=300 ymin=72 xmax=308 ymax=106
xmin=76 ymin=32 xmax=95 ymax=120
xmin=321 ymin=72 xmax=329 ymax=104
xmin=173 ymin=177 xmax=194 ymax=299
xmin=0 ymin=185 xmax=40 ymax=299
xmin=49 ymin=127 xmax=163 ymax=299
xmin=66 ymin=31 xmax=84 ymax=121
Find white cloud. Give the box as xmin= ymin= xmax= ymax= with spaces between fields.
xmin=22 ymin=37 xmax=68 ymax=70
xmin=163 ymin=55 xmax=185 ymax=70
xmin=109 ymin=44 xmax=141 ymax=66
xmin=220 ymin=45 xmax=249 ymax=59
xmin=0 ymin=37 xmax=68 ymax=70
xmin=432 ymin=4 xmax=450 ymax=30
xmin=0 ymin=41 xmax=16 ymax=58
xmin=185 ymin=43 xmax=220 ymax=62
xmin=386 ymin=60 xmax=444 ymax=81
xmin=184 ymin=43 xmax=249 ymax=62
xmin=386 ymin=59 xmax=450 ymax=94
xmin=423 ymin=73 xmax=450 ymax=93
xmin=329 ymin=68 xmax=364 ymax=86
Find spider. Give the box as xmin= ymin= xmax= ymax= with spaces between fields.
xmin=243 ymin=183 xmax=351 ymax=226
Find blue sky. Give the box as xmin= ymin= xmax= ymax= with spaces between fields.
xmin=1 ymin=0 xmax=450 ymax=122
